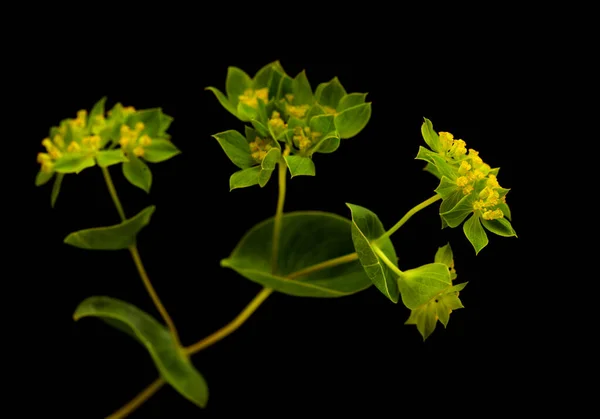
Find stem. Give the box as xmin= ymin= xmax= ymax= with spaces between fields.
xmin=287 ymin=252 xmax=359 ymax=279
xmin=372 ymin=245 xmax=404 ymax=278
xmin=185 ymin=288 xmax=273 ymax=355
xmin=375 ymin=194 xmax=442 ymax=244
xmin=100 ymin=167 xmax=181 ymax=347
xmin=106 ymin=378 xmax=164 ymax=419
xmin=271 ymin=159 xmax=287 ymax=274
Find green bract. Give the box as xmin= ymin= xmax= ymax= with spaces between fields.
xmin=416 ymin=117 xmax=517 ymax=253
xmin=35 ymin=97 xmax=180 ymax=203
xmin=74 ymin=297 xmax=209 ymax=407
xmin=207 ymin=61 xmax=372 ymax=188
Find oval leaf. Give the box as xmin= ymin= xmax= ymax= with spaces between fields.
xmin=64 ymin=206 xmax=155 ymax=250
xmin=143 ymin=139 xmax=181 ymax=163
xmin=397 ymin=263 xmax=452 ymax=310
xmin=346 ymin=203 xmax=400 ymax=303
xmin=123 ymin=155 xmax=152 ymax=193
xmin=334 ymin=103 xmax=372 ymax=139
xmin=74 ymin=296 xmax=208 ymax=408
xmin=221 ymin=211 xmax=372 ymax=297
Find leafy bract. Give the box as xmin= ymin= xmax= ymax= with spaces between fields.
xmin=74 ymin=296 xmax=209 ymax=408
xmin=221 ymin=211 xmax=371 ymax=297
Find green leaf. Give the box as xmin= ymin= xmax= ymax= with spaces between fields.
xmin=284 ymin=155 xmax=315 ymax=177
xmin=337 ymin=93 xmax=367 ymax=112
xmin=434 ymin=243 xmax=454 ymax=267
xmin=212 ymin=130 xmax=254 ymax=169
xmin=35 ymin=170 xmax=54 ymax=187
xmin=88 ymin=97 xmax=107 ymax=130
xmin=291 ymin=70 xmax=313 ymax=105
xmin=346 ymin=203 xmax=400 ymax=303
xmin=54 ymin=153 xmax=96 ymax=174
xmin=481 ymin=217 xmax=517 ymax=237
xmin=64 ymin=206 xmax=155 ymax=250
xmin=421 ymin=117 xmax=442 ymax=152
xmin=74 ymin=296 xmax=208 ymax=408
xmin=334 ymin=103 xmax=372 ymax=139
xmin=434 ymin=176 xmax=458 ymax=199
xmin=440 ymin=193 xmax=475 ymax=228
xmin=314 ymin=77 xmax=347 ymax=109
xmin=397 ymin=263 xmax=452 ymax=310
xmin=51 ymin=173 xmax=64 ymax=208
xmin=205 ymin=87 xmax=238 ymax=118
xmin=226 ymin=66 xmax=252 ymax=108
xmin=96 ymin=149 xmax=127 ymax=168
xmin=258 ymin=148 xmax=281 ymax=187
xmin=463 ymin=214 xmax=489 ymax=254
xmin=230 ymin=166 xmax=261 ymax=191
xmin=143 ymin=139 xmax=181 ymax=163
xmin=221 ymin=211 xmax=371 ymax=297
xmin=128 ymin=109 xmax=161 ymax=137
xmin=123 ymin=155 xmax=152 ymax=193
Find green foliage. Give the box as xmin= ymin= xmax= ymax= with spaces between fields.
xmin=222 ymin=212 xmax=371 ymax=297
xmin=74 ymin=297 xmax=209 ymax=408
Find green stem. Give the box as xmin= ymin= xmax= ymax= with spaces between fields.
xmin=271 ymin=159 xmax=287 ymax=274
xmin=100 ymin=166 xmax=181 ymax=348
xmin=375 ymin=194 xmax=442 ymax=244
xmin=372 ymin=245 xmax=404 ymax=278
xmin=106 ymin=378 xmax=165 ymax=419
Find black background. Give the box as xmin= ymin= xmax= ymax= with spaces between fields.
xmin=23 ymin=17 xmax=538 ymax=418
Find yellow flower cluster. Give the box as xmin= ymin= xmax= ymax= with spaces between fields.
xmin=238 ymin=88 xmax=269 ymax=109
xmin=248 ymin=137 xmax=273 ymax=163
xmin=36 ymin=109 xmax=102 ymax=173
xmin=119 ymin=123 xmax=152 ymax=157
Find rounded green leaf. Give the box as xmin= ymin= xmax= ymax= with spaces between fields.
xmin=74 ymin=296 xmax=208 ymax=408
xmin=221 ymin=211 xmax=372 ymax=298
xmin=284 ymin=155 xmax=315 ymax=177
xmin=346 ymin=203 xmax=400 ymax=303
xmin=334 ymin=103 xmax=372 ymax=139
xmin=463 ymin=214 xmax=489 ymax=254
xmin=397 ymin=263 xmax=452 ymax=310
xmin=96 ymin=149 xmax=127 ymax=168
xmin=123 ymin=155 xmax=152 ymax=193
xmin=226 ymin=66 xmax=252 ymax=108
xmin=64 ymin=206 xmax=155 ymax=250
xmin=143 ymin=139 xmax=181 ymax=163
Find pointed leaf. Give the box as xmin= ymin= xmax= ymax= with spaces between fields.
xmin=123 ymin=155 xmax=152 ymax=193
xmin=334 ymin=103 xmax=372 ymax=139
xmin=51 ymin=173 xmax=64 ymax=208
xmin=440 ymin=193 xmax=475 ymax=228
xmin=205 ymin=86 xmax=238 ymax=117
xmin=463 ymin=214 xmax=489 ymax=254
xmin=338 ymin=93 xmax=367 ymax=112
xmin=421 ymin=117 xmax=442 ymax=153
xmin=225 ymin=67 xmax=252 ymax=108
xmin=397 ymin=263 xmax=452 ymax=310
xmin=221 ymin=211 xmax=371 ymax=297
xmin=315 ymin=77 xmax=347 ymax=109
xmin=96 ymin=149 xmax=127 ymax=168
xmin=481 ymin=217 xmax=517 ymax=237
xmin=212 ymin=130 xmax=254 ymax=169
xmin=346 ymin=203 xmax=400 ymax=303
xmin=143 ymin=139 xmax=181 ymax=163
xmin=284 ymin=155 xmax=315 ymax=177
xmin=230 ymin=166 xmax=261 ymax=191
xmin=291 ymin=70 xmax=313 ymax=105
xmin=64 ymin=206 xmax=155 ymax=250
xmin=53 ymin=153 xmax=96 ymax=174
xmin=74 ymin=296 xmax=208 ymax=408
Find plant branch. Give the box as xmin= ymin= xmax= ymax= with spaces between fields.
xmin=106 ymin=378 xmax=164 ymax=419
xmin=100 ymin=166 xmax=181 ymax=347
xmin=375 ymin=194 xmax=442 ymax=244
